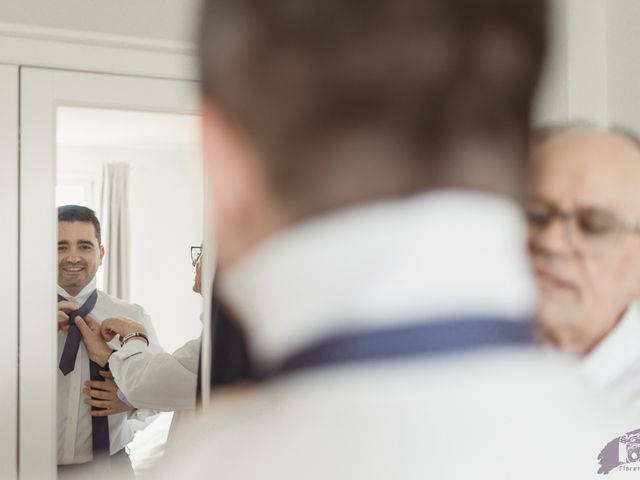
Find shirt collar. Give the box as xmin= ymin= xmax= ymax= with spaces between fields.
xmin=57 ymin=277 xmax=98 ymax=305
xmin=581 ymin=301 xmax=640 ymax=388
xmin=219 ymin=190 xmax=537 ymax=369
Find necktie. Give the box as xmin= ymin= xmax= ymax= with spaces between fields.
xmin=59 ymin=290 xmax=98 ymax=375
xmin=58 ymin=291 xmax=111 ymax=456
xmin=263 ymin=316 xmax=533 ymax=379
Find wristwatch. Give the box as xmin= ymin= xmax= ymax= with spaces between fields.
xmin=120 ymin=331 xmax=150 ymax=347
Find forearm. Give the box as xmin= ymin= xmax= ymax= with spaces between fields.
xmin=109 ymin=342 xmax=197 ymax=411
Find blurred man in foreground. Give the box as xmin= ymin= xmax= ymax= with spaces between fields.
xmin=528 ymin=126 xmax=640 ymax=400
xmin=155 ymin=1 xmax=638 ymax=478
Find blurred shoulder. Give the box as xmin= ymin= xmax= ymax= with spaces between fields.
xmin=155 ymin=348 xmax=640 ymax=479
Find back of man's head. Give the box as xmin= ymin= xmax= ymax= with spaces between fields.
xmin=58 ymin=205 xmax=102 ymax=245
xmin=199 ymin=0 xmax=548 ymax=218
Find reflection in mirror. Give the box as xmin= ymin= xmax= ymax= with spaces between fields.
xmin=55 ymin=107 xmax=202 ymax=477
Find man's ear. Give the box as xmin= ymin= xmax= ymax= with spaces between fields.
xmin=201 ymin=99 xmax=281 ymax=210
xmin=201 ymin=99 xmax=278 ymax=221
xmin=201 ymin=101 xmax=251 ymax=177
xmin=99 ymin=245 xmax=105 ymax=266
xmin=200 ymin=99 xmax=286 ymax=269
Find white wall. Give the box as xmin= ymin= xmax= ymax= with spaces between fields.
xmin=566 ymin=0 xmax=608 ymax=123
xmin=57 ymin=144 xmax=203 ymax=353
xmin=534 ymin=0 xmax=569 ymax=124
xmin=535 ymin=0 xmax=640 ymax=133
xmin=607 ymin=0 xmax=640 ymax=133
xmin=534 ymin=0 xmax=608 ymax=126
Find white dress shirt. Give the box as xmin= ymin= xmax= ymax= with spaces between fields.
xmin=57 ymin=278 xmax=162 ymax=465
xmin=108 ymin=322 xmax=202 ymax=457
xmin=582 ymin=300 xmax=640 ymax=401
xmin=109 ymin=337 xmax=199 ymax=411
xmin=155 ymin=191 xmax=640 ymax=479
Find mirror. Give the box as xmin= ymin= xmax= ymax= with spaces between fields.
xmin=55 ymin=106 xmax=203 ymax=476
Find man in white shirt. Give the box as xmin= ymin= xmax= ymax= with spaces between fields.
xmin=56 ymin=205 xmax=161 ymax=478
xmin=528 ymin=126 xmax=640 ymax=401
xmin=137 ymin=0 xmax=639 ymax=477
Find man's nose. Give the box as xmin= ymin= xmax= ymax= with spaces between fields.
xmin=529 ymin=217 xmax=574 ymax=256
xmin=63 ymin=252 xmax=82 ymax=263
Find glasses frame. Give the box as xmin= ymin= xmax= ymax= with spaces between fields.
xmin=191 ymin=245 xmax=202 ymax=266
xmin=525 ymin=199 xmax=640 ymax=254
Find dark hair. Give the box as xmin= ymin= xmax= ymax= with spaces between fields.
xmin=57 ymin=205 xmax=102 ymax=245
xmin=199 ymin=0 xmax=548 ymax=218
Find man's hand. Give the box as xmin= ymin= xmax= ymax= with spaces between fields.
xmin=83 ymin=370 xmax=134 ymax=417
xmin=57 ymin=300 xmax=79 ymax=332
xmin=75 ymin=315 xmax=113 ymax=367
xmin=100 ymin=317 xmax=148 ymax=343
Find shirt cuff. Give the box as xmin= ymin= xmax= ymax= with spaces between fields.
xmin=117 ymin=388 xmax=132 ymax=406
xmin=113 ymin=337 xmax=148 ymax=360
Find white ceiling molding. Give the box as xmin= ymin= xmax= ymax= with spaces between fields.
xmin=0 ymin=22 xmax=198 ymax=81
xmin=0 ymin=21 xmax=196 ymax=54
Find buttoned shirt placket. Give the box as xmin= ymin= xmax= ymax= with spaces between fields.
xmin=61 ymin=326 xmax=83 ymax=463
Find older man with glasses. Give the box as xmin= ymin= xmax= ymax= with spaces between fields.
xmin=528 ymin=125 xmax=640 ymax=399
xmin=77 ymin=245 xmax=204 ymax=432
xmin=79 ymin=244 xmax=255 ymax=442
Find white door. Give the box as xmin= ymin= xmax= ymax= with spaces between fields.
xmin=20 ymin=68 xmax=211 ymax=479
xmin=0 ymin=63 xmax=19 ymax=480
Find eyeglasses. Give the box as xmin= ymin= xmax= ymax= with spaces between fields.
xmin=525 ymin=199 xmax=640 ymax=254
xmin=191 ymin=245 xmax=203 ymax=266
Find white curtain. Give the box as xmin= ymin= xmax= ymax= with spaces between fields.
xmin=101 ymin=162 xmax=131 ymax=301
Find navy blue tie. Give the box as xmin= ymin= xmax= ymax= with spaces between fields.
xmin=59 ymin=290 xmax=98 ymax=375
xmin=58 ymin=291 xmax=111 ymax=456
